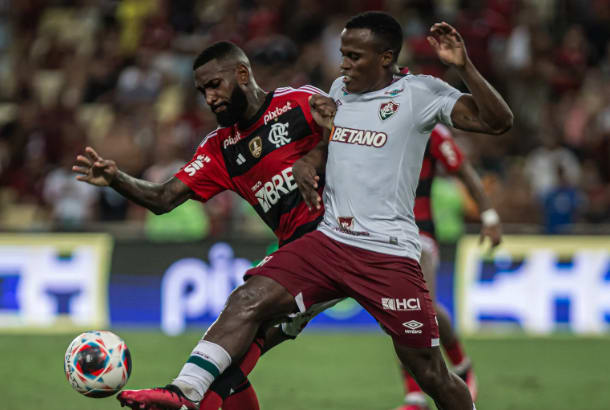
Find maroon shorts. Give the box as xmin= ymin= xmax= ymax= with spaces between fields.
xmin=246 ymin=230 xmax=439 ymax=348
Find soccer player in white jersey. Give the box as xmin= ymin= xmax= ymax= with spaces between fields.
xmin=118 ymin=12 xmax=512 ymax=410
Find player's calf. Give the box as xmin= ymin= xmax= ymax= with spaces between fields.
xmin=394 ymin=343 xmax=472 ymax=410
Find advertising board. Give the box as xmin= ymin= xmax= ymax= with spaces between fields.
xmin=456 ymin=235 xmax=610 ymax=334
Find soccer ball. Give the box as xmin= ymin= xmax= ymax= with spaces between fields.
xmin=64 ymin=330 xmax=132 ymax=398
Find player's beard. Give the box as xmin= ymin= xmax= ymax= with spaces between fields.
xmin=214 ymin=86 xmax=248 ymax=127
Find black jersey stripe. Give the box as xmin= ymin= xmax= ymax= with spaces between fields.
xmin=251 ymin=188 xmax=304 ymax=232
xmin=416 ymin=219 xmax=435 ymax=238
xmin=280 ymin=215 xmax=324 ymax=246
xmin=416 ymin=177 xmax=432 ymax=197
xmin=221 ymin=106 xmax=314 ymax=178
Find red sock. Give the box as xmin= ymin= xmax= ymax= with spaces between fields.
xmin=223 ymin=383 xmax=260 ymax=410
xmin=238 ymin=338 xmax=263 ymax=375
xmin=199 ymin=391 xmax=223 ymax=410
xmin=402 ymin=366 xmax=423 ymax=394
xmin=443 ymin=339 xmax=466 ymax=366
xmin=216 ymin=338 xmax=263 ymax=410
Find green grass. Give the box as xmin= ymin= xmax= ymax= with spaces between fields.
xmin=3 ymin=331 xmax=610 ymax=409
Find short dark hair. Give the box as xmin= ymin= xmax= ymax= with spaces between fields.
xmin=345 ymin=11 xmax=403 ymax=62
xmin=193 ymin=41 xmax=249 ymax=70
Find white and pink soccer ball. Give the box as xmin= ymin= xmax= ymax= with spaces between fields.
xmin=64 ymin=330 xmax=132 ymax=398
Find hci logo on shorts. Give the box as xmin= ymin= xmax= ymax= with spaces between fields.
xmin=382 ymin=297 xmax=421 ymax=311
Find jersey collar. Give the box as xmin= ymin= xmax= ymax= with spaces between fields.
xmin=237 ymin=91 xmax=274 ymax=131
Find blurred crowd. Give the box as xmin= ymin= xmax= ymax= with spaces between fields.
xmin=0 ymin=0 xmax=609 ymax=239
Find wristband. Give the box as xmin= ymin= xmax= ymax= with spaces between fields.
xmin=481 ymin=209 xmax=500 ymax=226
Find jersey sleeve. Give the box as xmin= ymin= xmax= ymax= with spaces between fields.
xmin=429 ymin=124 xmax=465 ymax=173
xmin=296 ymin=84 xmax=329 ymax=140
xmin=410 ymin=75 xmax=464 ymax=133
xmin=174 ymin=131 xmax=232 ymax=202
xmin=328 ymin=77 xmax=344 ymax=100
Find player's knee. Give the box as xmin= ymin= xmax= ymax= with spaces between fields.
xmin=227 ymin=284 xmax=267 ymax=322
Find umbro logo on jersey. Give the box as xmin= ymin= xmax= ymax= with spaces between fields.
xmin=379 ymin=100 xmax=399 ymax=120
xmin=268 ymin=122 xmax=291 ymax=148
xmin=236 ymin=153 xmax=246 ymax=165
xmin=403 ymin=320 xmax=424 ymax=334
xmin=331 ymin=126 xmax=387 ymax=148
xmin=264 ymin=101 xmax=292 ymax=124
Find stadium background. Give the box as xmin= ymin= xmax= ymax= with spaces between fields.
xmin=1 ymin=0 xmax=610 ymax=409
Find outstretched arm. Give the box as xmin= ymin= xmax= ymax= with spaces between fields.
xmin=456 ymin=160 xmax=502 ymax=247
xmin=72 ymin=147 xmax=193 ymax=215
xmin=428 ymin=22 xmax=513 ymax=134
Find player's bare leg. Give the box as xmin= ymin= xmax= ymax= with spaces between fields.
xmin=422 ymin=243 xmax=477 ymax=401
xmin=199 ymin=320 xmax=291 ymax=409
xmin=202 ymin=276 xmax=297 ymax=357
xmin=397 ymin=241 xmax=476 ymax=409
xmin=394 ymin=342 xmax=473 ymax=410
xmin=118 ymin=276 xmax=297 ymax=410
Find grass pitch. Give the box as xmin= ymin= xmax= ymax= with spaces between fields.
xmin=2 ymin=331 xmax=609 ymax=409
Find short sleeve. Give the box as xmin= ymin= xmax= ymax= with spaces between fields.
xmin=410 ymin=75 xmax=463 ymax=132
xmin=174 ymin=132 xmax=231 ymax=202
xmin=429 ymin=124 xmax=464 ymax=173
xmin=328 ymin=77 xmax=345 ymax=100
xmin=296 ymin=85 xmax=328 ymax=139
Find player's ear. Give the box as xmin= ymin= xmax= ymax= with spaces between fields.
xmin=381 ymin=49 xmax=394 ymax=68
xmin=235 ymin=63 xmax=250 ymax=86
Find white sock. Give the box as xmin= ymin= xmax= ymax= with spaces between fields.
xmin=172 ymin=340 xmax=232 ymax=402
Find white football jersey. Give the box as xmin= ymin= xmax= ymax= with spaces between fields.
xmin=318 ymin=74 xmax=463 ymax=259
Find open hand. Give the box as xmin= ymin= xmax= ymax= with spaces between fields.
xmin=72 ymin=147 xmax=117 ymax=187
xmin=309 ymin=94 xmax=336 ymax=130
xmin=427 ymin=22 xmax=468 ymax=68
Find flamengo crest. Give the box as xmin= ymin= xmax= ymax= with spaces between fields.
xmin=268 ymin=122 xmax=291 ymax=148
xmin=379 ymin=100 xmax=399 ymax=120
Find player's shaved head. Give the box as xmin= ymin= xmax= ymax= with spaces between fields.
xmin=193 ymin=41 xmax=250 ymax=71
xmin=345 ymin=11 xmax=403 ymax=62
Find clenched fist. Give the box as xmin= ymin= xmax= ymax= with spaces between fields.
xmin=309 ymin=94 xmax=336 ymax=130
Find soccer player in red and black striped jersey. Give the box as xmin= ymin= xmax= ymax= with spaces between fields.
xmin=72 ymin=41 xmax=334 ymax=410
xmin=396 ymin=123 xmax=502 ymax=410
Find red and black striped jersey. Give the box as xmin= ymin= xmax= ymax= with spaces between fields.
xmin=175 ymin=86 xmax=326 ymax=245
xmin=415 ymin=124 xmax=465 ymax=239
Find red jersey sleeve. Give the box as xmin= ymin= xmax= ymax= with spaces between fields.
xmin=295 ymin=85 xmax=327 ymax=141
xmin=174 ymin=130 xmax=232 ymax=202
xmin=429 ymin=124 xmax=464 ymax=173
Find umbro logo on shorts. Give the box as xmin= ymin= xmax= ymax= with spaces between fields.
xmin=402 ymin=320 xmax=424 ymax=334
